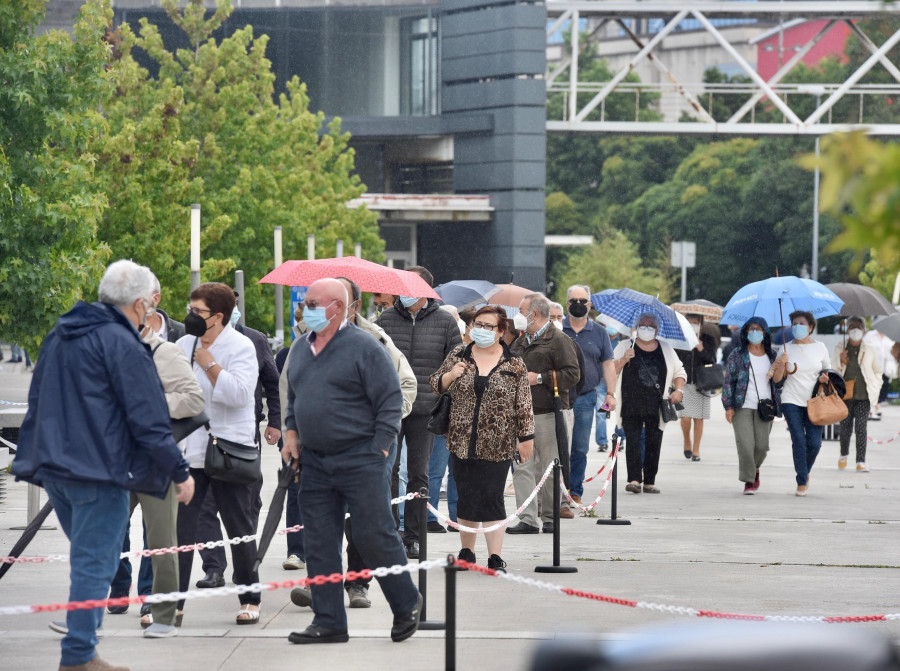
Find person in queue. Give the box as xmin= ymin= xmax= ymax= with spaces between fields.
xmin=677 ymin=314 xmax=718 ymax=462
xmin=283 ymin=279 xmax=422 ymax=645
xmin=722 ymin=317 xmax=785 ymax=494
xmin=13 ymin=260 xmax=195 ymax=671
xmin=175 ymin=283 xmax=261 ymax=624
xmin=777 ymin=310 xmax=832 ymax=497
xmin=549 ymin=302 xmax=564 ymax=328
xmin=832 ymin=317 xmax=882 ymax=472
xmin=613 ymin=312 xmax=687 ymax=494
xmin=431 ymin=305 xmax=534 ymax=571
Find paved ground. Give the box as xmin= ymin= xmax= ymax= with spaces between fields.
xmin=1 ymin=360 xmax=899 ymax=669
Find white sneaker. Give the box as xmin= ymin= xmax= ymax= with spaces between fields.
xmin=48 ymin=621 xmax=104 ymax=637
xmin=143 ymin=622 xmax=178 ymax=638
xmin=282 ymin=554 xmax=305 ymax=570
xmin=856 ymin=462 xmax=869 ymax=472
xmin=838 ymin=456 xmax=847 ymax=470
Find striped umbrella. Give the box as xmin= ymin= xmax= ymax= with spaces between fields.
xmin=591 ymin=289 xmax=689 ymax=343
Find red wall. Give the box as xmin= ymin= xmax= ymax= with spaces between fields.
xmin=757 ymin=20 xmax=851 ymax=80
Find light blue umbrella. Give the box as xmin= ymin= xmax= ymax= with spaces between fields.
xmin=590 ymin=288 xmax=689 ymax=345
xmin=720 ymin=276 xmax=844 ymax=329
xmin=434 ymin=280 xmax=500 ymax=310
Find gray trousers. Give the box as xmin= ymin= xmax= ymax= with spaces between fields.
xmin=732 ymin=408 xmax=772 ymax=484
xmin=130 ymin=483 xmax=179 ymax=625
xmin=513 ymin=412 xmax=570 ymax=527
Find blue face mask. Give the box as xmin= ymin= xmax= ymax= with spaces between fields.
xmin=606 ymin=325 xmax=619 ymax=337
xmin=399 ymin=296 xmax=420 ymax=308
xmin=304 ymin=302 xmax=335 ymax=333
xmin=230 ymin=307 xmax=241 ymax=328
xmin=470 ymin=328 xmax=496 ymax=348
xmin=791 ymin=324 xmax=809 ymax=340
xmin=746 ymin=330 xmax=764 ymax=345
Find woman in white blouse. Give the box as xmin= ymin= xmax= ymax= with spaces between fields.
xmin=175 ymin=283 xmax=261 ymax=624
xmin=777 ymin=310 xmax=831 ymax=497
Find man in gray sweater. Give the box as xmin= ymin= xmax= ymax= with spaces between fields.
xmin=282 ymin=279 xmax=422 ymax=645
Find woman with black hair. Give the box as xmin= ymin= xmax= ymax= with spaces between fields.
xmin=722 ymin=317 xmax=786 ymax=495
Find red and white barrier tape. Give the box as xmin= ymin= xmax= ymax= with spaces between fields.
xmin=426 ymin=461 xmax=556 ymax=533
xmin=867 ymin=430 xmax=900 ymax=445
xmin=560 ymin=442 xmax=619 ymax=513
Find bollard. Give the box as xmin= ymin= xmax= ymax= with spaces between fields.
xmin=417 ymin=487 xmax=445 ymax=630
xmin=11 ymin=483 xmax=55 ymax=531
xmin=597 ymin=433 xmax=631 ymax=526
xmin=535 ymin=460 xmax=577 ymax=574
xmin=444 ymin=554 xmax=457 ymax=671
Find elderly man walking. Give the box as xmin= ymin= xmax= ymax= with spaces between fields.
xmin=507 ymin=293 xmax=580 ymax=535
xmin=282 ymin=278 xmax=422 ymax=644
xmin=13 ymin=260 xmax=195 ymax=671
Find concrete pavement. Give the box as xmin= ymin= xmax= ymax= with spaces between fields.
xmin=1 ymin=365 xmax=899 ymax=669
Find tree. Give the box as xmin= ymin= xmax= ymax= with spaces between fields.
xmin=94 ymin=0 xmax=381 ymax=331
xmin=0 ymin=0 xmax=112 ymax=352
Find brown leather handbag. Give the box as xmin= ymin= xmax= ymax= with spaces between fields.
xmin=807 ymin=381 xmax=849 ymax=426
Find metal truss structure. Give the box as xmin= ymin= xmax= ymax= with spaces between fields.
xmin=546 ymin=1 xmax=900 ymax=136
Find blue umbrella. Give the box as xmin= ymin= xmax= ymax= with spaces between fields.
xmin=590 ymin=288 xmax=688 ymax=344
xmin=434 ymin=280 xmax=500 ymax=310
xmin=720 ymin=276 xmax=844 ymax=329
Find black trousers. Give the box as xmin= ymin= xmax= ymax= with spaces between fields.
xmin=392 ymin=413 xmax=435 ymax=545
xmin=177 ymin=469 xmax=260 ymax=608
xmin=344 ymin=518 xmax=371 ymax=590
xmin=622 ymin=415 xmax=664 ymax=485
xmin=839 ymin=399 xmax=869 ymax=463
xmin=198 ymin=478 xmax=263 ymax=573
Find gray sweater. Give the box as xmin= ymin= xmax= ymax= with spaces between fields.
xmin=285 ymin=324 xmax=402 ymax=456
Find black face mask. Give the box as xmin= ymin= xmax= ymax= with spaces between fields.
xmin=568 ymin=302 xmax=589 ymax=319
xmin=184 ymin=311 xmax=208 ymax=337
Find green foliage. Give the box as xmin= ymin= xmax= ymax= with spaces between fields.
xmin=858 ymin=255 xmax=899 ymax=302
xmin=0 ymin=0 xmax=112 ymax=352
xmin=94 ymin=0 xmax=381 ymax=332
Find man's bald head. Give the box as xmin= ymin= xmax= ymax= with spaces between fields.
xmin=307 ymin=278 xmax=348 ymax=306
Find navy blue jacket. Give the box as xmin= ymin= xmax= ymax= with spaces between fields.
xmin=13 ymin=301 xmax=190 ymax=497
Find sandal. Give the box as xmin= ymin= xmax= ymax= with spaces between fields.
xmin=235 ymin=605 xmax=260 ymax=625
xmin=140 ymin=603 xmax=153 ymax=629
xmin=175 ymin=611 xmax=183 ymax=628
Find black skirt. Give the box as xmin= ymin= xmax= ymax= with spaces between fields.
xmin=450 ymin=453 xmax=511 ymax=522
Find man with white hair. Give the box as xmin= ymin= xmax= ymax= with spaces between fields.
xmin=13 ymin=260 xmax=195 ymax=671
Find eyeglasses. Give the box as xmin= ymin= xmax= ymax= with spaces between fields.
xmin=472 ymin=321 xmax=500 ymax=331
xmin=305 ymin=299 xmax=337 ymax=310
xmin=186 ymin=305 xmax=212 ymax=316
xmin=568 ymin=298 xmax=589 ymax=305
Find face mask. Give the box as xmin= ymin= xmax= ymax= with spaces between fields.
xmin=691 ymin=323 xmax=701 ymax=335
xmin=304 ymin=303 xmax=335 ymax=333
xmin=184 ymin=311 xmax=208 ymax=337
xmin=606 ymin=325 xmax=619 ymax=337
xmin=138 ymin=300 xmax=151 ymax=331
xmin=747 ymin=330 xmax=764 ymax=345
xmin=637 ymin=326 xmax=656 ymax=342
xmin=568 ymin=302 xmax=588 ymax=319
xmin=512 ymin=313 xmax=529 ymax=332
xmin=230 ymin=307 xmax=241 ymax=327
xmin=792 ymin=324 xmax=809 ymax=340
xmin=457 ymin=318 xmax=466 ymax=336
xmin=470 ymin=328 xmax=497 ymax=348
xmin=552 ymin=320 xmax=563 ymax=330
xmin=399 ymin=296 xmax=419 ymax=308
xmin=848 ymin=328 xmax=864 ymax=342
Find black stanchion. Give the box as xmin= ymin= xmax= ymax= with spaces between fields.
xmin=535 ymin=460 xmax=577 ymax=574
xmin=444 ymin=554 xmax=457 ymax=671
xmin=597 ymin=433 xmax=631 ymax=526
xmin=417 ymin=487 xmax=446 ymax=631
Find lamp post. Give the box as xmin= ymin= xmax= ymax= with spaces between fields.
xmin=190 ymin=204 xmax=201 ymax=291
xmin=797 ymin=84 xmax=827 ymax=282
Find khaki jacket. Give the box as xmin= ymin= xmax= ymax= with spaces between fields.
xmin=831 ymin=340 xmax=883 ymax=407
xmin=142 ymin=329 xmax=206 ymax=419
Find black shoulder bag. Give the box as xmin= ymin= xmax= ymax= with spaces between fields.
xmin=750 ymin=359 xmax=779 ymax=422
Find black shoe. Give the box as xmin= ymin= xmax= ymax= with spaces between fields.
xmin=390 ymin=592 xmax=423 ymax=643
xmin=456 ymin=547 xmax=476 ymax=570
xmin=106 ymin=591 xmax=129 ymax=615
xmin=691 ymin=455 xmax=701 ymax=462
xmin=288 ymin=624 xmax=349 ymax=644
xmin=290 ymin=586 xmax=312 ymax=608
xmin=447 ymin=523 xmax=459 ymax=533
xmin=597 ymin=444 xmax=608 ymax=453
xmin=541 ymin=522 xmax=555 ymax=534
xmin=487 ymin=554 xmax=507 ymax=573
xmin=427 ymin=521 xmax=447 ymax=533
xmin=405 ymin=541 xmax=420 ymax=559
xmin=196 ymin=571 xmax=225 ymax=589
xmin=505 ymin=522 xmax=539 ymax=535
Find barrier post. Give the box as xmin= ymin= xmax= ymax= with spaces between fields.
xmin=417 ymin=487 xmax=445 ymax=630
xmin=445 ymin=554 xmax=457 ymax=671
xmin=597 ymin=433 xmax=631 ymax=526
xmin=11 ymin=483 xmax=55 ymax=531
xmin=535 ymin=461 xmax=577 ymax=574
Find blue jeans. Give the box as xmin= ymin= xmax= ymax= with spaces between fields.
xmin=110 ymin=521 xmax=153 ymax=596
xmin=286 ymin=474 xmax=305 ymax=560
xmin=595 ymin=380 xmax=625 ymax=446
xmin=570 ymin=389 xmax=597 ymax=497
xmin=300 ymin=444 xmax=419 ymax=631
xmin=398 ymin=438 xmax=408 ymax=529
xmin=426 ymin=435 xmax=458 ymax=523
xmin=43 ymin=479 xmax=129 ymax=666
xmin=782 ymin=403 xmax=823 ymax=486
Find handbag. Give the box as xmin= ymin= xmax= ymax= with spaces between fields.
xmin=660 ymin=398 xmax=680 ymax=423
xmin=694 ymin=363 xmax=725 ymax=396
xmin=807 ymin=381 xmax=849 ymax=427
xmin=749 ymin=362 xmax=779 ymax=422
xmin=204 ymin=432 xmax=262 ymax=485
xmin=843 ymin=379 xmax=856 ymax=401
xmin=427 ymin=392 xmax=453 ymax=436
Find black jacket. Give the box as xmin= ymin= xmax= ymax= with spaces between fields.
xmin=677 ymin=332 xmax=717 ymax=385
xmin=236 ymin=324 xmax=281 ymax=431
xmin=157 ymin=308 xmax=185 ymax=343
xmin=376 ymin=299 xmax=463 ymax=416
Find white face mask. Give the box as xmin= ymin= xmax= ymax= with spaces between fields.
xmin=512 ymin=313 xmax=529 ymax=332
xmin=637 ymin=326 xmax=656 ymax=342
xmin=848 ymin=328 xmax=864 ymax=342
xmin=691 ymin=322 xmax=701 ymax=335
xmin=552 ymin=320 xmax=563 ymax=330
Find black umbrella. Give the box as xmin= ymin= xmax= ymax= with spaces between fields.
xmin=550 ymin=371 xmax=571 ymax=490
xmin=0 ymin=500 xmax=54 ymax=581
xmin=252 ymin=457 xmax=297 ymax=573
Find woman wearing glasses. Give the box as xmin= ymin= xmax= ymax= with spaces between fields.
xmin=430 ymin=305 xmax=534 ymax=572
xmin=175 ymin=283 xmax=262 ymax=624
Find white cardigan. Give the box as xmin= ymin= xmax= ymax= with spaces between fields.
xmin=613 ymin=338 xmax=687 ymax=431
xmin=176 ymin=325 xmax=259 ymax=469
xmin=831 ymin=340 xmax=884 ymax=407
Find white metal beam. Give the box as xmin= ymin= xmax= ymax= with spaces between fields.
xmin=546 ymin=2 xmax=900 ymax=19
xmin=845 ymin=20 xmax=900 ymax=85
xmin=547 ymin=120 xmax=900 ymax=136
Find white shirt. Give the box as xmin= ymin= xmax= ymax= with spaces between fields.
xmin=779 ymin=340 xmax=831 ymax=407
xmin=176 ymin=325 xmax=259 ymax=468
xmin=742 ymin=353 xmax=772 ymax=410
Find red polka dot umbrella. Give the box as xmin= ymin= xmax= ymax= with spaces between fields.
xmin=258 ymin=256 xmax=440 ymax=299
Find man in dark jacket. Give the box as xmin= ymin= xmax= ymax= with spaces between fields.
xmin=507 ymin=293 xmax=580 ymax=535
xmin=376 ymin=265 xmax=462 ymax=557
xmin=13 ymin=260 xmax=194 ymax=671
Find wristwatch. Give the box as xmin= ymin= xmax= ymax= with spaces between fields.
xmin=205 ymin=361 xmax=218 ymax=372
xmin=536 ymin=373 xmax=543 ymax=384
